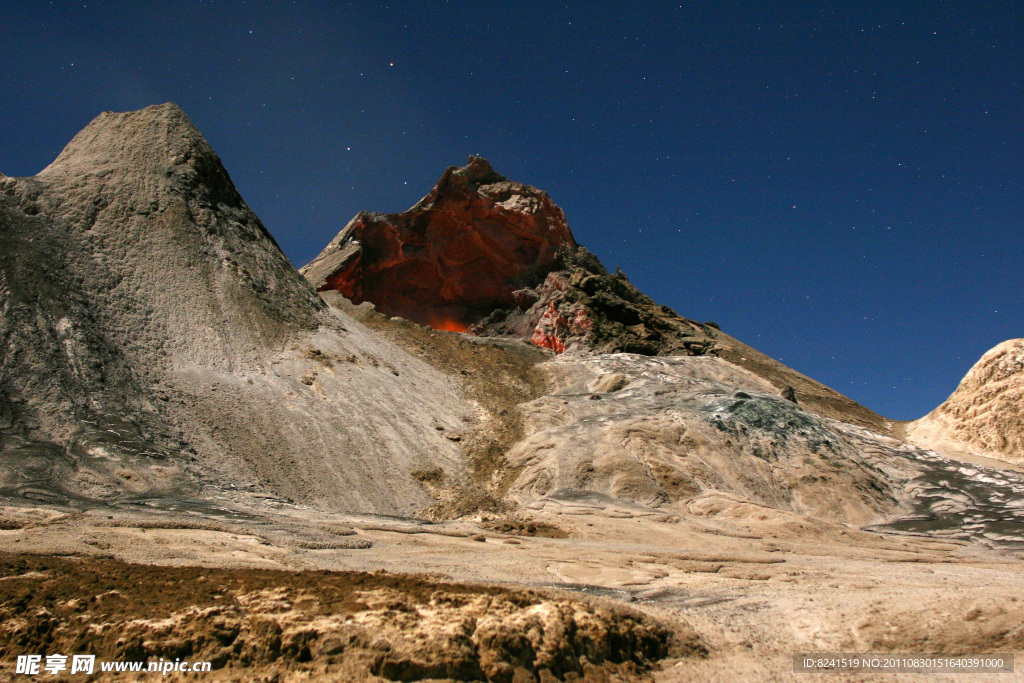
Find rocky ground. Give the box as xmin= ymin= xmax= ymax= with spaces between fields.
xmin=1 ymin=466 xmax=1022 ymax=682
xmin=0 ymin=552 xmax=683 ymax=682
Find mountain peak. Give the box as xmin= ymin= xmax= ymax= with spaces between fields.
xmin=301 ymin=157 xmax=575 ymax=330
xmin=907 ymin=338 xmax=1024 ymax=464
xmin=9 ymin=103 xmax=325 ymax=375
xmin=449 ymin=155 xmax=506 ymax=186
xmin=38 ymin=102 xmax=217 ymax=179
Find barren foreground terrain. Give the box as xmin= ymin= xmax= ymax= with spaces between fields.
xmin=2 ymin=310 xmax=1023 ymax=682
xmin=2 ymin=474 xmax=1022 ymax=682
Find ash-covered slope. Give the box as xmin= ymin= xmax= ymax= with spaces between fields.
xmin=305 ymin=157 xmax=889 ymax=433
xmin=0 ymin=104 xmax=471 ymax=512
xmin=905 ymin=339 xmax=1024 ymax=465
xmin=30 ymin=103 xmax=326 ymax=373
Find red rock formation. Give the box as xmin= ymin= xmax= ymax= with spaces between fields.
xmin=531 ymin=302 xmax=569 ymax=353
xmin=301 ymin=157 xmax=575 ymax=329
xmin=303 ymin=157 xmax=720 ymax=358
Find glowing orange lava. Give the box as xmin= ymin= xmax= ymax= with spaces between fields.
xmin=428 ymin=317 xmax=470 ymax=333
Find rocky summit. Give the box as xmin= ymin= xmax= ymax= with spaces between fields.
xmin=302 ymin=156 xmax=721 ymax=357
xmin=3 ymin=105 xmax=1024 ymax=682
xmin=905 ymin=338 xmax=1024 ymax=465
xmin=301 ymin=156 xmax=575 ymax=331
xmin=304 ymin=157 xmax=891 ymax=434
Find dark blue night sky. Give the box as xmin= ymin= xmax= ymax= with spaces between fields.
xmin=3 ymin=1 xmax=1021 ymax=420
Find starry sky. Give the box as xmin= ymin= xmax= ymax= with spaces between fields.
xmin=2 ymin=1 xmax=1021 ymax=420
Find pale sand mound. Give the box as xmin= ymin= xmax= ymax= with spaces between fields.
xmin=906 ymin=339 xmax=1024 ymax=465
xmin=505 ymin=354 xmax=903 ymax=527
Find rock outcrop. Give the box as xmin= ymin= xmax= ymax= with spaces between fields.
xmin=303 ymin=157 xmax=722 ymax=357
xmin=905 ymin=339 xmax=1024 ymax=465
xmin=301 ymin=156 xmax=575 ymax=330
xmin=469 ymin=247 xmax=719 ymax=357
xmin=506 ymin=353 xmax=903 ymax=526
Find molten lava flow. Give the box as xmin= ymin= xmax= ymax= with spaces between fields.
xmin=531 ymin=331 xmax=566 ymax=353
xmin=428 ymin=316 xmax=470 ymax=333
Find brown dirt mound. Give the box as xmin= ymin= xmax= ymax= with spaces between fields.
xmin=0 ymin=553 xmax=694 ymax=682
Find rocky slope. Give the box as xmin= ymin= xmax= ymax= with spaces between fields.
xmin=301 ymin=157 xmax=1024 ymax=550
xmin=905 ymin=339 xmax=1024 ymax=465
xmin=0 ymin=104 xmax=473 ymax=514
xmin=505 ymin=354 xmax=902 ymax=526
xmin=305 ymin=158 xmax=891 ymax=436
